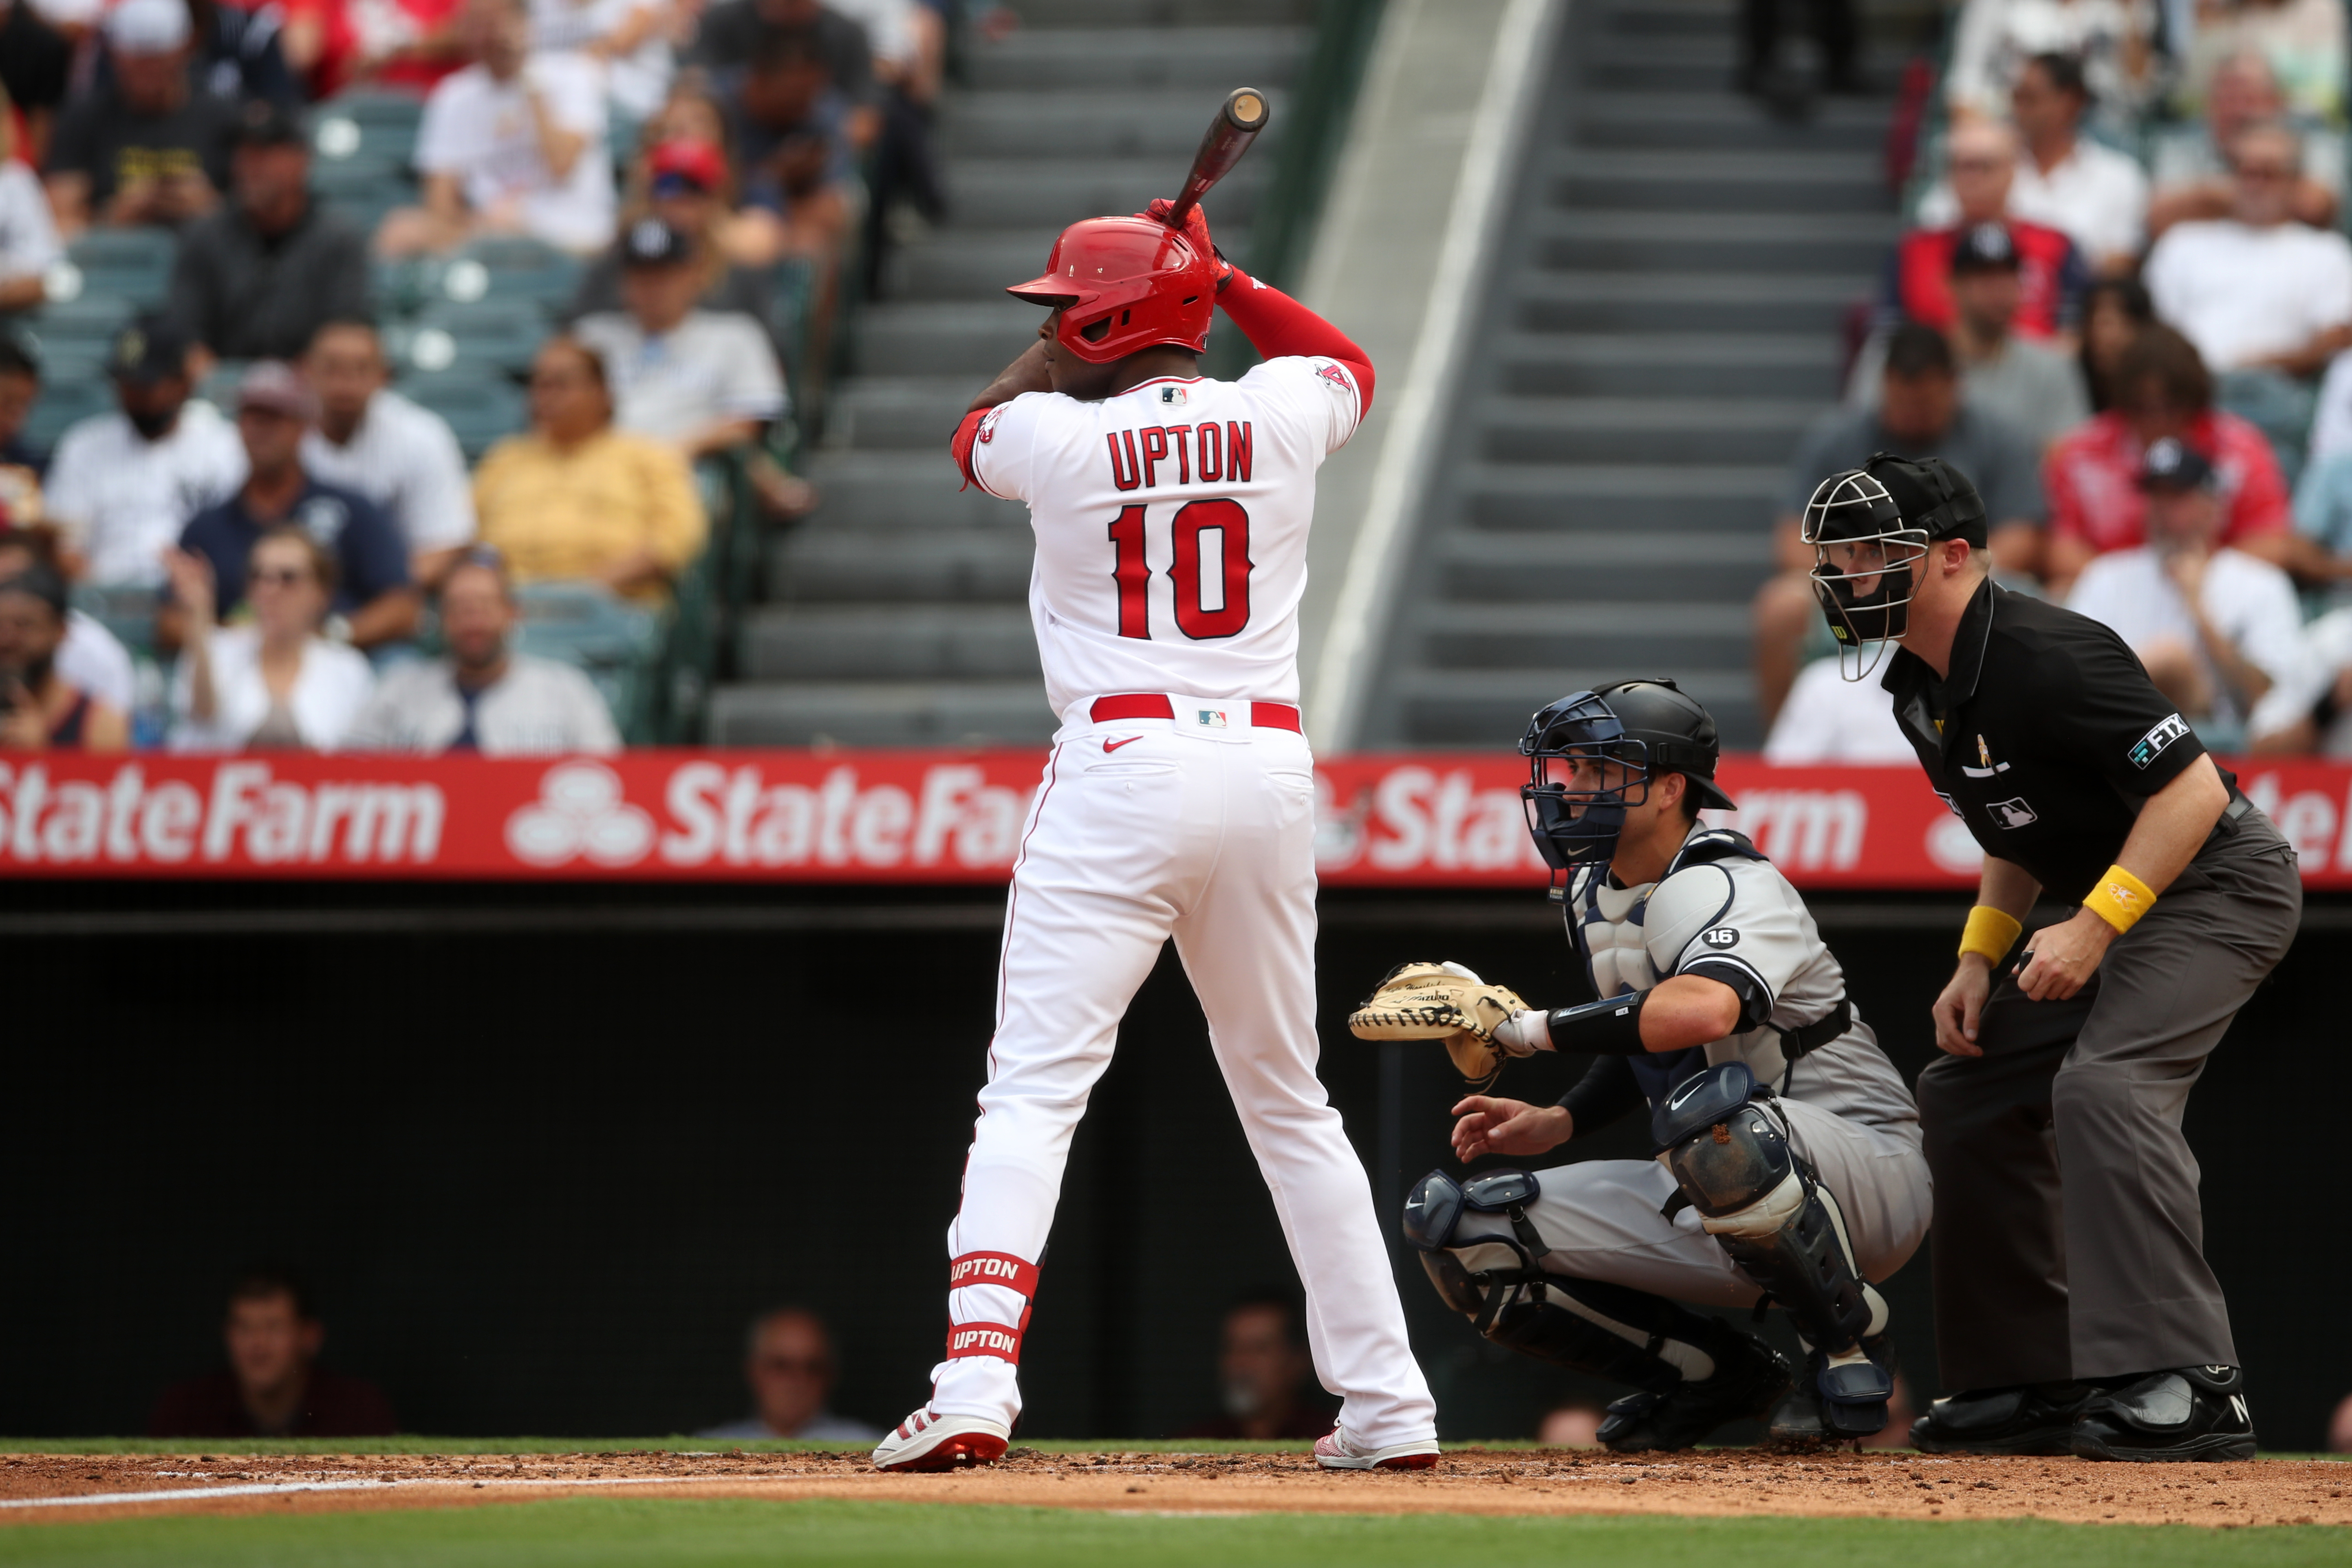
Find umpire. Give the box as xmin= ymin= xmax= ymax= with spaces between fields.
xmin=1801 ymin=456 xmax=2301 ymax=1462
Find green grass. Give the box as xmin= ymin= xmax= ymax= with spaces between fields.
xmin=0 ymin=1499 xmax=2343 ymax=1568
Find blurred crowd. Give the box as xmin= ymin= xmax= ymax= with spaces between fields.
xmin=0 ymin=0 xmax=948 ymax=752
xmin=1763 ymin=0 xmax=2352 ymax=764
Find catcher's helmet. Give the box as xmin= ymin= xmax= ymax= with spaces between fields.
xmin=1803 ymin=454 xmax=1987 ymax=675
xmin=1519 ymin=679 xmax=1735 ymax=873
xmin=1006 ymin=215 xmax=1217 ymax=365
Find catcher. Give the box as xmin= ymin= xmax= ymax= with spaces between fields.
xmin=1354 ymin=680 xmax=1932 ymax=1449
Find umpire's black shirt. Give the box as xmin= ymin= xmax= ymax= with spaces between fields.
xmin=1880 ymin=577 xmax=2221 ymax=903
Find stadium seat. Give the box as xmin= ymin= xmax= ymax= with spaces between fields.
xmin=384 ymin=306 xmax=546 ymax=382
xmin=50 ymin=230 xmax=177 ymax=311
xmin=396 ymin=370 xmax=528 ymax=460
xmin=312 ymin=157 xmax=413 ymax=238
xmin=20 ymin=377 xmax=115 ymax=454
xmin=312 ymin=92 xmax=425 ymax=169
xmin=511 ymin=581 xmax=666 ymax=742
xmin=69 ymin=583 xmax=162 ymax=660
xmin=193 ymin=358 xmax=252 ymax=411
xmin=443 ymin=238 xmax=585 ymax=315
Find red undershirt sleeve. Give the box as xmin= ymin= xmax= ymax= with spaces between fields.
xmin=1217 ymin=275 xmax=1375 ymax=417
xmin=951 ymin=407 xmax=988 ymax=491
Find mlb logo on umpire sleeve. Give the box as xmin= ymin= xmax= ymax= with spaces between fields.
xmin=2130 ymin=713 xmax=2193 ymax=770
xmin=1987 ymin=797 xmax=2039 ymax=830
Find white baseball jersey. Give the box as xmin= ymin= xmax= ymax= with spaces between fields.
xmin=1566 ymin=825 xmax=1920 ymax=1134
xmin=964 ymin=357 xmax=1363 ymax=716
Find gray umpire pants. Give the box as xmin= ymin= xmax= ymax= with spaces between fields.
xmin=1914 ymin=814 xmax=2300 ymax=1390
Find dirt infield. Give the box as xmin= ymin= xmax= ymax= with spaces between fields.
xmin=2 ymin=1447 xmax=2346 ymax=1530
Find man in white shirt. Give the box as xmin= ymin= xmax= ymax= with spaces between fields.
xmin=300 ymin=319 xmax=477 ymax=584
xmin=2066 ymin=437 xmax=2305 ymax=737
xmin=44 ymin=315 xmax=244 ymax=588
xmin=373 ymin=0 xmax=616 ymax=256
xmin=1919 ymin=51 xmax=2147 ymax=273
xmin=346 ymin=548 xmax=619 ymax=753
xmin=572 ymin=218 xmax=788 ymax=457
xmin=2143 ymin=122 xmax=2352 ymax=378
xmin=1764 ymin=656 xmax=1918 ymax=764
xmin=2247 ymin=607 xmax=2352 ymax=756
xmin=2150 ymin=49 xmax=2343 ymax=236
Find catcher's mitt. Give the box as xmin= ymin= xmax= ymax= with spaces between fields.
xmin=1348 ymin=961 xmax=1531 ymax=1086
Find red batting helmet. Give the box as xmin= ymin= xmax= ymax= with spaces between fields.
xmin=1005 ymin=215 xmax=1217 ymax=364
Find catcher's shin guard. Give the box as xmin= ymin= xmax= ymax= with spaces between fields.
xmin=1422 ymin=1250 xmax=1730 ymax=1394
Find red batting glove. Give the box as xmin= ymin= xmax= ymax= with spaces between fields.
xmin=1141 ymin=198 xmax=1234 ymax=292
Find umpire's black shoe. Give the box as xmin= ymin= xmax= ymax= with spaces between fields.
xmin=1768 ymin=1337 xmax=1895 ymax=1446
xmin=2069 ymin=1365 xmax=2256 ymax=1462
xmin=1598 ymin=1334 xmax=1792 ymax=1453
xmin=1910 ymin=1381 xmax=2095 ymax=1455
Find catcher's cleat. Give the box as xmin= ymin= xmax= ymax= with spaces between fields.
xmin=1766 ymin=1339 xmax=1894 ymax=1446
xmin=1597 ymin=1332 xmax=1793 ymax=1453
xmin=1909 ymin=1380 xmax=2095 ymax=1456
xmin=871 ymin=1407 xmax=1011 ymax=1472
xmin=1312 ymin=1428 xmax=1441 ymax=1471
xmin=2068 ymin=1366 xmax=2257 ymax=1463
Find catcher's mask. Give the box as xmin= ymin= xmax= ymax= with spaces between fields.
xmin=1803 ymin=454 xmax=1988 ymax=680
xmin=1519 ymin=680 xmax=1735 ymax=880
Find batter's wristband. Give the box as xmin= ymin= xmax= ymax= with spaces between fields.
xmin=2082 ymin=864 xmax=2157 ymax=935
xmin=1957 ymin=905 xmax=2023 ymax=965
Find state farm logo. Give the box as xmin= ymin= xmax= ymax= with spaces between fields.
xmin=504 ymin=761 xmax=657 ymax=867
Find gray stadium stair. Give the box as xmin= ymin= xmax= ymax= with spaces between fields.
xmin=1357 ymin=0 xmax=1922 ymax=750
xmin=712 ymin=3 xmax=1313 ymax=747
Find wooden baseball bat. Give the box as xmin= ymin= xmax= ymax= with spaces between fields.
xmin=1164 ymin=88 xmax=1270 ymax=230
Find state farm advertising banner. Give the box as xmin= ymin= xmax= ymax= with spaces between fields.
xmin=4 ymin=751 xmax=2352 ymax=888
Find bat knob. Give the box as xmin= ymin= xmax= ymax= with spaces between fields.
xmin=1223 ymin=87 xmax=1269 ymax=132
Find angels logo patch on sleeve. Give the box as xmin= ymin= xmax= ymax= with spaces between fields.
xmin=1315 ymin=360 xmax=1356 ymax=398
xmin=976 ymin=406 xmax=1005 ymax=444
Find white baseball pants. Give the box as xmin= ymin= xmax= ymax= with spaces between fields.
xmin=928 ymin=705 xmax=1438 ymax=1448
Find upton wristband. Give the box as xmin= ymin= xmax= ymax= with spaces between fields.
xmin=1958 ymin=905 xmax=2023 ymax=965
xmin=2082 ymin=864 xmax=2157 ymax=934
xmin=1543 ymin=992 xmax=1648 ymax=1055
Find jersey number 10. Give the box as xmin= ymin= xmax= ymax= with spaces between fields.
xmin=1109 ymin=500 xmax=1254 ymax=641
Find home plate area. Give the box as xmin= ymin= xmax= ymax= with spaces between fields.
xmin=3 ymin=1449 xmax=2348 ymax=1529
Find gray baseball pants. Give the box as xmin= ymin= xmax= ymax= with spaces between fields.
xmin=1914 ymin=816 xmax=2300 ymax=1390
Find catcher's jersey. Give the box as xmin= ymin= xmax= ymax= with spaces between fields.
xmin=964 ymin=356 xmax=1363 ymax=718
xmin=1566 ymin=827 xmax=1919 ymax=1134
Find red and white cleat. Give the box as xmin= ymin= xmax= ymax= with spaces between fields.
xmin=1312 ymin=1428 xmax=1441 ymax=1471
xmin=872 ymin=1407 xmax=1011 ymax=1472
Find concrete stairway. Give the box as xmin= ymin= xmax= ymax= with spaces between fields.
xmin=1357 ymin=0 xmax=1910 ymax=750
xmin=711 ymin=1 xmax=1312 ymax=746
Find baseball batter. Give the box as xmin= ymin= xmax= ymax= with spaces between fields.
xmin=871 ymin=200 xmax=1438 ymax=1472
xmin=1369 ymin=682 xmax=1932 ymax=1449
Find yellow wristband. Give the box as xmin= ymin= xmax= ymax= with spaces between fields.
xmin=2083 ymin=864 xmax=2157 ymax=934
xmin=1958 ymin=905 xmax=2024 ymax=965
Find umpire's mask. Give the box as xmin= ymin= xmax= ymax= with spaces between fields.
xmin=1802 ymin=454 xmax=1987 ymax=680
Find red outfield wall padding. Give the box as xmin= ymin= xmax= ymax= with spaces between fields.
xmin=3 ymin=751 xmax=2349 ymax=889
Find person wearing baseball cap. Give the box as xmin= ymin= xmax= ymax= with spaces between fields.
xmin=2063 ymin=435 xmax=2304 ymax=736
xmin=41 ymin=0 xmax=239 ymax=235
xmin=40 ymin=313 xmax=244 ymax=587
xmin=167 ymin=98 xmax=370 ymax=362
xmin=168 ymin=362 xmax=417 ymax=650
xmin=564 ymin=136 xmax=782 ymax=330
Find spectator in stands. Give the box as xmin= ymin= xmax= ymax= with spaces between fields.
xmin=721 ymin=29 xmax=855 ymax=261
xmin=1888 ymin=119 xmax=2088 ymax=344
xmin=2044 ymin=326 xmax=2295 ymax=592
xmin=574 ymin=218 xmax=786 ymax=454
xmin=43 ymin=0 xmax=239 ymax=238
xmin=1756 ymin=323 xmax=2045 ymax=725
xmin=1764 ymin=656 xmax=1919 ymax=763
xmin=44 ymin=315 xmax=245 ymax=588
xmin=0 ymin=90 xmax=61 ymax=318
xmin=283 ymin=0 xmax=469 ymax=99
xmin=147 ymin=1269 xmax=396 ymax=1439
xmin=2150 ymin=49 xmax=2341 ymax=235
xmin=2066 ymin=436 xmax=2302 ymax=738
xmin=167 ymin=102 xmax=373 ymax=366
xmin=172 ymin=361 xmax=417 ymax=651
xmin=301 ymin=318 xmax=479 ymax=586
xmin=0 ymin=563 xmax=128 ymax=750
xmin=0 ymin=333 xmax=43 ymax=481
xmin=1177 ymin=1292 xmax=1337 ymax=1442
xmin=831 ymin=0 xmax=943 ymax=287
xmin=0 ymin=0 xmax=74 ymax=168
xmin=2144 ymin=122 xmax=2352 ymax=382
xmin=164 ymin=525 xmax=376 ymax=750
xmin=699 ymin=1307 xmax=881 ymax=1442
xmin=106 ymin=0 xmax=301 ymax=106
xmin=2248 ymin=607 xmax=2352 ymax=754
xmin=531 ymin=0 xmax=675 ymax=121
xmin=0 ymin=524 xmax=136 ymax=713
xmin=569 ymin=133 xmax=788 ymax=324
xmin=2180 ymin=0 xmax=2346 ymax=128
xmin=2078 ymin=273 xmax=2155 ymax=410
xmin=347 ymin=544 xmax=620 ymax=753
xmin=374 ymin=0 xmax=617 ymax=256
xmin=693 ymin=0 xmax=880 ymax=151
xmin=473 ymin=335 xmax=706 ymax=600
xmin=1916 ymin=54 xmax=2147 ymax=276
xmin=1945 ymin=0 xmax=2161 ymax=135
xmin=1851 ymin=223 xmax=2090 ymax=451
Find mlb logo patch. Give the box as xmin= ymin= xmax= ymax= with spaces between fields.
xmin=1987 ymin=797 xmax=2039 ymax=830
xmin=1159 ymin=384 xmax=1188 ymax=406
xmin=1196 ymin=709 xmax=1228 ymax=729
